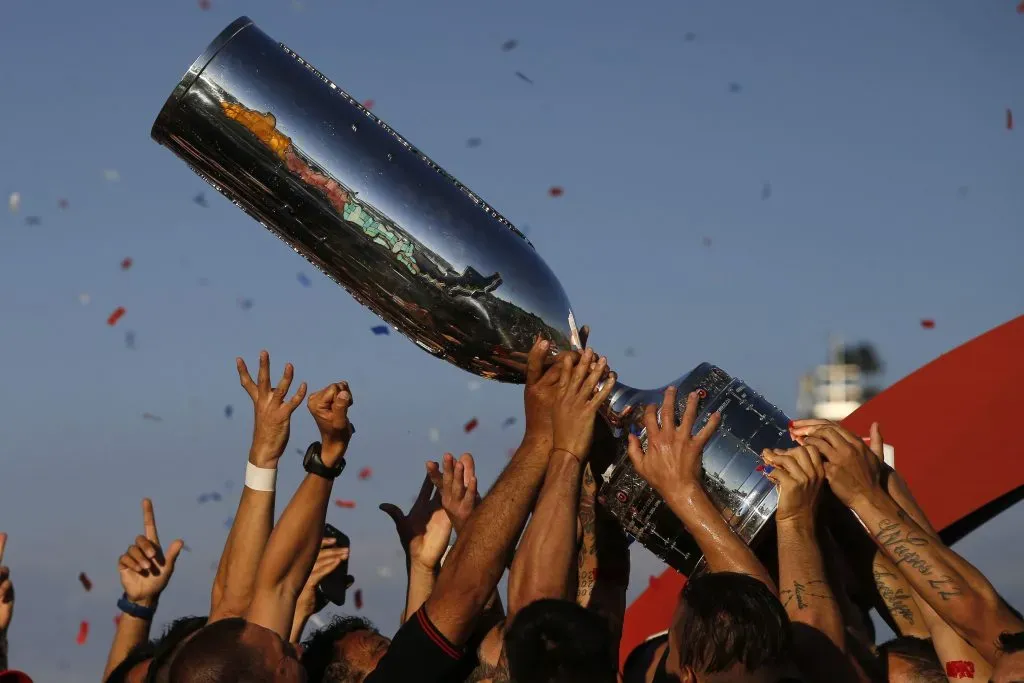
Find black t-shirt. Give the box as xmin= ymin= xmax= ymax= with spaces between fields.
xmin=364 ymin=606 xmax=464 ymax=683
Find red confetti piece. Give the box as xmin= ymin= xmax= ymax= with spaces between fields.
xmin=120 ymin=257 xmax=133 ymax=271
xmin=107 ymin=306 xmax=126 ymax=326
xmin=358 ymin=467 xmax=373 ymax=480
xmin=548 ymin=186 xmax=564 ymax=198
xmin=57 ymin=198 xmax=69 ymax=210
xmin=1018 ymin=0 xmax=1024 ymax=13
xmin=1008 ymin=109 xmax=1014 ymax=131
xmin=354 ymin=589 xmax=363 ymax=610
xmin=78 ymin=572 xmax=92 ymax=591
xmin=946 ymin=661 xmax=975 ymax=679
xmin=362 ymin=99 xmax=375 ymax=110
xmin=701 ymin=237 xmax=712 ymax=247
xmin=920 ymin=319 xmax=935 ymax=329
xmin=198 ymin=0 xmax=211 ymax=9
xmin=464 ymin=418 xmax=479 ymax=433
xmin=335 ymin=499 xmax=356 ymax=509
xmin=76 ymin=620 xmax=89 ymax=645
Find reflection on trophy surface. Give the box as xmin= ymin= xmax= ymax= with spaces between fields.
xmin=151 ymin=16 xmax=795 ymax=574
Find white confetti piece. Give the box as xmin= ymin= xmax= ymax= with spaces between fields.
xmin=428 ymin=427 xmax=440 ymax=443
xmin=7 ymin=192 xmax=20 ymax=213
xmin=78 ymin=293 xmax=91 ymax=306
xmin=467 ymin=380 xmax=481 ymax=392
xmin=376 ymin=566 xmax=393 ymax=579
xmin=103 ymin=169 xmax=120 ymax=182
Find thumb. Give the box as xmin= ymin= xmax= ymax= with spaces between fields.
xmin=164 ymin=539 xmax=185 ymax=570
xmin=868 ymin=422 xmax=885 ymax=462
xmin=378 ymin=503 xmax=403 ymax=528
xmin=626 ymin=434 xmax=644 ymax=474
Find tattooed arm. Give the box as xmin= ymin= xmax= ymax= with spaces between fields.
xmin=872 ymin=553 xmax=928 ymax=638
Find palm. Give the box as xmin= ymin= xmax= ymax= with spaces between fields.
xmin=381 ymin=474 xmax=452 ymax=568
xmin=120 ymin=566 xmax=171 ymax=602
xmin=408 ymin=507 xmax=453 ymax=564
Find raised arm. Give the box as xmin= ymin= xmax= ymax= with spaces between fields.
xmin=802 ymin=423 xmax=1024 ymax=664
xmin=425 ymin=337 xmax=570 ymax=646
xmin=289 ymin=539 xmax=350 ymax=644
xmin=0 ymin=534 xmax=13 ymax=673
xmin=627 ymin=387 xmax=775 ymax=590
xmin=508 ymin=349 xmax=614 ymax=616
xmin=211 ymin=351 xmax=307 ymax=620
xmin=246 ymin=381 xmax=353 ymax=638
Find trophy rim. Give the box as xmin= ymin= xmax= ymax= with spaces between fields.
xmin=149 ymin=15 xmax=255 ymax=142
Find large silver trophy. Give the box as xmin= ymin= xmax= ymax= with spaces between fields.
xmin=151 ymin=17 xmax=795 ymax=574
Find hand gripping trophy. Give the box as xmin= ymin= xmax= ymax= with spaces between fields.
xmin=151 ymin=17 xmax=795 ymax=574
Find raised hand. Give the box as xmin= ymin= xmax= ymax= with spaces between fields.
xmin=307 ymin=381 xmax=354 ymax=462
xmin=117 ymin=499 xmax=185 ymax=607
xmin=626 ymin=387 xmax=721 ymax=497
xmin=550 ymin=348 xmax=616 ymax=461
xmin=295 ymin=538 xmax=351 ymax=621
xmin=237 ymin=350 xmax=308 ymax=466
xmin=523 ymin=336 xmax=575 ymax=438
xmin=427 ymin=453 xmax=479 ymax=534
xmin=762 ymin=445 xmax=826 ymax=526
xmin=799 ymin=424 xmax=883 ymax=508
xmin=380 ymin=473 xmax=453 ymax=572
xmin=0 ymin=533 xmax=12 ymax=634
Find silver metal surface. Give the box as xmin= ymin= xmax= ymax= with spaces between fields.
xmin=151 ymin=17 xmax=790 ymax=574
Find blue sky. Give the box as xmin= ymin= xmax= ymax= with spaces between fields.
xmin=1 ymin=0 xmax=1022 ymax=679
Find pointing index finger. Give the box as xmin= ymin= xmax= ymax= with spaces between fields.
xmin=142 ymin=498 xmax=160 ymax=544
xmin=0 ymin=532 xmax=6 ymax=564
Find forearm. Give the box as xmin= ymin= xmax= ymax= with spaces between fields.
xmin=915 ymin=589 xmax=992 ymax=680
xmin=851 ymin=491 xmax=1020 ymax=659
xmin=777 ymin=518 xmax=844 ymax=650
xmin=211 ymin=486 xmax=275 ymax=618
xmin=429 ymin=433 xmax=549 ymax=644
xmin=508 ymin=451 xmax=583 ymax=615
xmin=0 ymin=632 xmax=6 ymax=672
xmin=664 ymin=482 xmax=775 ymax=592
xmin=103 ymin=614 xmax=153 ymax=681
xmin=403 ymin=564 xmax=437 ymax=625
xmin=871 ymin=552 xmax=928 ymax=638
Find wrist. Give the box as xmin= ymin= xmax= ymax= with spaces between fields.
xmin=850 ymin=486 xmax=889 ymax=514
xmin=320 ymin=440 xmax=347 ymax=467
xmin=662 ymin=479 xmax=703 ymax=508
xmin=775 ymin=514 xmax=816 ymax=534
xmin=409 ymin=558 xmax=439 ymax=576
xmin=131 ymin=596 xmax=159 ymax=609
xmin=550 ymin=446 xmax=584 ymax=465
xmin=248 ymin=444 xmax=283 ymax=468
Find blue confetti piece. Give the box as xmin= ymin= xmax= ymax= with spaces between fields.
xmin=297 ymin=272 xmax=312 ymax=288
xmin=224 ymin=405 xmax=233 ymax=418
xmin=501 ymin=417 xmax=517 ymax=428
xmin=371 ymin=325 xmax=389 ymax=336
xmin=224 ymin=517 xmax=233 ymax=528
xmin=209 ymin=491 xmax=223 ymax=502
xmin=198 ymin=493 xmax=209 ymax=504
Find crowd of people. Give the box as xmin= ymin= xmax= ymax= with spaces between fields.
xmin=2 ymin=337 xmax=1023 ymax=683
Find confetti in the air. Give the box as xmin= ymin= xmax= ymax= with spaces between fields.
xmin=467 ymin=380 xmax=481 ymax=392
xmin=428 ymin=428 xmax=440 ymax=443
xmin=515 ymin=71 xmax=534 ymax=84
xmin=728 ymin=82 xmax=742 ymax=94
xmin=76 ymin=621 xmax=90 ymax=645
xmin=362 ymin=99 xmax=375 ymax=110
xmin=358 ymin=467 xmax=373 ymax=481
xmin=548 ymin=186 xmax=564 ymax=198
xmin=376 ymin=566 xmax=393 ymax=579
xmin=107 ymin=306 xmax=127 ymax=327
xmin=466 ymin=137 xmax=482 ymax=148
xmin=25 ymin=216 xmax=41 ymax=226
xmin=957 ymin=186 xmax=970 ymax=199
xmin=920 ymin=319 xmax=936 ymax=329
xmin=58 ymin=198 xmax=69 ymax=210
xmin=120 ymin=257 xmax=133 ymax=271
xmin=701 ymin=237 xmax=712 ymax=248
xmin=7 ymin=192 xmax=20 ymax=213
xmin=194 ymin=193 xmax=209 ymax=208
xmin=142 ymin=412 xmax=162 ymax=422
xmin=683 ymin=32 xmax=697 ymax=42
xmin=79 ymin=293 xmax=91 ymax=306
xmin=198 ymin=0 xmax=211 ymax=9
xmin=103 ymin=169 xmax=120 ymax=182
xmin=1008 ymin=109 xmax=1014 ymax=131
xmin=354 ymin=589 xmax=364 ymax=610
xmin=237 ymin=298 xmax=254 ymax=311
xmin=297 ymin=272 xmax=312 ymax=288
xmin=224 ymin=405 xmax=234 ymax=419
xmin=371 ymin=325 xmax=389 ymax=336
xmin=464 ymin=418 xmax=479 ymax=433
xmin=761 ymin=182 xmax=772 ymax=200
xmin=125 ymin=331 xmax=136 ymax=349
xmin=198 ymin=492 xmax=224 ymax=504
xmin=1018 ymin=0 xmax=1024 ymax=13
xmin=501 ymin=417 xmax=517 ymax=429
xmin=79 ymin=572 xmax=92 ymax=592
xmin=501 ymin=39 xmax=519 ymax=51
xmin=335 ymin=499 xmax=357 ymax=509
xmin=624 ymin=347 xmax=637 ymax=358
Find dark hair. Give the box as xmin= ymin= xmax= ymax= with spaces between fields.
xmin=105 ymin=642 xmax=157 ymax=683
xmin=673 ymin=572 xmax=791 ymax=675
xmin=878 ymin=636 xmax=945 ymax=683
xmin=504 ymin=599 xmax=617 ymax=683
xmin=168 ymin=617 xmax=272 ymax=683
xmin=999 ymin=631 xmax=1024 ymax=654
xmin=146 ymin=616 xmax=209 ymax=683
xmin=302 ymin=615 xmax=380 ymax=683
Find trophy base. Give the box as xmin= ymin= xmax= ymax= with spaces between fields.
xmin=597 ymin=363 xmax=794 ymax=575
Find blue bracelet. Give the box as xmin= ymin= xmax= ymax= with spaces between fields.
xmin=117 ymin=594 xmax=157 ymax=621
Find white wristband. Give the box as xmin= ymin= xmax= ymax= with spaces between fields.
xmin=245 ymin=462 xmax=278 ymax=492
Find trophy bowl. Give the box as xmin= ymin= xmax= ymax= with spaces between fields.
xmin=151 ymin=17 xmax=793 ymax=574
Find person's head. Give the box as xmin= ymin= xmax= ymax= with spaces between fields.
xmin=302 ymin=616 xmax=389 ymax=683
xmin=992 ymin=631 xmax=1024 ymax=683
xmin=504 ymin=599 xmax=617 ymax=683
xmin=669 ymin=572 xmax=792 ymax=683
xmin=877 ymin=636 xmax=945 ymax=683
xmin=105 ymin=642 xmax=156 ymax=683
xmin=145 ymin=615 xmax=209 ymax=683
xmin=168 ymin=617 xmax=304 ymax=683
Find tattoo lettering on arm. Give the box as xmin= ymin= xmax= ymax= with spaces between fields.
xmin=928 ymin=575 xmax=963 ymax=601
xmin=876 ymin=520 xmax=934 ymax=575
xmin=779 ymin=580 xmax=834 ymax=610
xmin=873 ymin=568 xmax=915 ymax=625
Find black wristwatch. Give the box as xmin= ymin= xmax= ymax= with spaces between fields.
xmin=303 ymin=441 xmax=345 ymax=480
